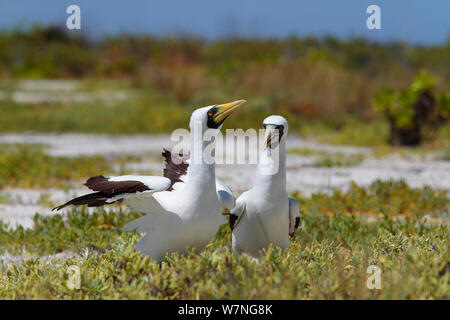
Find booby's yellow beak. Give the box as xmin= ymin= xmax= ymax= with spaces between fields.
xmin=263 ymin=124 xmax=279 ymax=150
xmin=207 ymin=99 xmax=246 ymax=129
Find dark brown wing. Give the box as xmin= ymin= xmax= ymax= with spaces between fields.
xmin=289 ymin=217 xmax=300 ymax=238
xmin=84 ymin=175 xmax=150 ymax=194
xmin=228 ymin=214 xmax=239 ymax=230
xmin=162 ymin=149 xmax=189 ymax=191
xmin=52 ymin=175 xmax=150 ymax=211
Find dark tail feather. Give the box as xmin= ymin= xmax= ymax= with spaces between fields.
xmin=52 ymin=192 xmax=111 ymax=211
xmin=224 ymin=213 xmax=239 ymax=230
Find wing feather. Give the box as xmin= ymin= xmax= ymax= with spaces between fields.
xmin=161 ymin=149 xmax=234 ymax=209
xmin=162 ymin=149 xmax=188 ymax=190
xmin=228 ymin=192 xmax=247 ymax=230
xmin=52 ymin=175 xmax=171 ymax=211
xmin=288 ymin=198 xmax=300 ymax=237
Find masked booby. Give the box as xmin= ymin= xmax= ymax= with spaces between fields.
xmin=53 ymin=100 xmax=246 ymax=262
xmin=229 ymin=115 xmax=300 ymax=258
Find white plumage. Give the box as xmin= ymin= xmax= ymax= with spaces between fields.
xmin=230 ymin=115 xmax=300 ymax=258
xmin=54 ymin=100 xmax=246 ymax=262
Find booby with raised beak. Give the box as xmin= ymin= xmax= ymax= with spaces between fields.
xmin=229 ymin=115 xmax=300 ymax=258
xmin=54 ymin=100 xmax=246 ymax=262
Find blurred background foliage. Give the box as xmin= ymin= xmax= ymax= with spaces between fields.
xmin=0 ymin=25 xmax=448 ymax=146
xmin=373 ymin=72 xmax=449 ymax=145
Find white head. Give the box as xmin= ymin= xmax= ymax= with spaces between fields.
xmin=188 ymin=100 xmax=246 ymax=166
xmin=262 ymin=115 xmax=289 ymax=149
xmin=189 ymin=100 xmax=246 ymax=132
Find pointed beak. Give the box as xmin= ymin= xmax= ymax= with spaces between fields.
xmin=263 ymin=124 xmax=278 ymax=150
xmin=210 ymin=99 xmax=246 ymax=126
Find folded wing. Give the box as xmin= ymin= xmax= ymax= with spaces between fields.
xmin=288 ymin=198 xmax=300 ymax=237
xmin=228 ymin=192 xmax=247 ymax=230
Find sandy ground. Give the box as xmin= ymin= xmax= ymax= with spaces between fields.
xmin=0 ymin=133 xmax=172 ymax=157
xmin=126 ymin=154 xmax=450 ymax=195
xmin=0 ymin=133 xmax=449 ymax=229
xmin=0 ymin=133 xmax=368 ymax=157
xmin=0 ymin=79 xmax=131 ymax=104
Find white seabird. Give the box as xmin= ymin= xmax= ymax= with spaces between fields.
xmin=229 ymin=115 xmax=300 ymax=258
xmin=54 ymin=100 xmax=246 ymax=262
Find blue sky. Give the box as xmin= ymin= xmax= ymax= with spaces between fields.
xmin=0 ymin=0 xmax=449 ymax=44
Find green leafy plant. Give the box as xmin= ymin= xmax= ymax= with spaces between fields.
xmin=0 ymin=144 xmax=137 ymax=188
xmin=373 ymin=72 xmax=449 ymax=145
xmin=0 ymin=180 xmax=448 ymax=299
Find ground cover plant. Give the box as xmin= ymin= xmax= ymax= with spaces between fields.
xmin=0 ymin=144 xmax=141 ymax=189
xmin=0 ymin=180 xmax=448 ymax=299
xmin=0 ymin=26 xmax=449 ymax=301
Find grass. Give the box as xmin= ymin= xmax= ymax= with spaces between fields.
xmin=0 ymin=95 xmax=189 ymax=134
xmin=296 ymin=180 xmax=449 ymax=219
xmin=0 ymin=144 xmax=142 ymax=189
xmin=0 ymin=27 xmax=448 ymax=149
xmin=0 ymin=28 xmax=449 ymax=299
xmin=1 ymin=88 xmax=447 ymax=150
xmin=0 ymin=180 xmax=448 ymax=299
xmin=0 ymin=193 xmax=8 ymax=204
xmin=442 ymin=148 xmax=450 ymax=161
xmin=316 ymin=153 xmax=364 ymax=167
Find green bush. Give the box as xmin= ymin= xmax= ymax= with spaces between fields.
xmin=373 ymin=72 xmax=449 ymax=145
xmin=0 ymin=180 xmax=448 ymax=299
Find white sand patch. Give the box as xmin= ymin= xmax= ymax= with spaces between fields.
xmin=0 ymin=204 xmax=53 ymax=229
xmin=0 ymin=79 xmax=132 ymax=104
xmin=0 ymin=133 xmax=447 ymax=229
xmin=120 ymin=153 xmax=450 ymax=195
xmin=0 ymin=250 xmax=81 ymax=266
xmin=18 ymin=79 xmax=79 ymax=91
xmin=0 ymin=133 xmax=173 ymax=157
xmin=1 ymin=133 xmax=444 ymax=196
xmin=1 ymin=188 xmax=86 ymax=205
xmin=0 ymin=188 xmax=120 ymax=229
xmin=0 ymin=133 xmax=367 ymax=157
xmin=285 ymin=156 xmax=450 ymax=196
xmin=7 ymin=90 xmax=130 ymax=104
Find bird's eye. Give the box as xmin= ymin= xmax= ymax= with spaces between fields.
xmin=278 ymin=125 xmax=284 ymax=132
xmin=208 ymin=111 xmax=213 ymax=117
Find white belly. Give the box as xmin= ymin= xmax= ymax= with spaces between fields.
xmin=232 ymin=196 xmax=290 ymax=258
xmin=136 ymin=189 xmax=225 ymax=262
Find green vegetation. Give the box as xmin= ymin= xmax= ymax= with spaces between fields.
xmin=0 ymin=97 xmax=188 ymax=134
xmin=443 ymin=148 xmax=450 ymax=161
xmin=316 ymin=153 xmax=364 ymax=167
xmin=0 ymin=193 xmax=8 ymax=204
xmin=1 ymin=92 xmax=448 ymax=148
xmin=0 ymin=180 xmax=448 ymax=299
xmin=0 ymin=27 xmax=449 ymax=300
xmin=0 ymin=26 xmax=449 ymax=148
xmin=296 ymin=180 xmax=448 ymax=219
xmin=0 ymin=144 xmax=140 ymax=189
xmin=373 ymin=72 xmax=449 ymax=145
